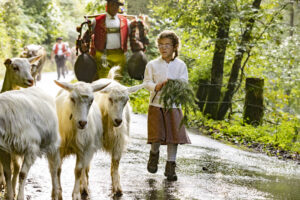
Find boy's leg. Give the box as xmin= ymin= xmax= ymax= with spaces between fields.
xmin=165 ymin=144 xmax=178 ymax=181
xmin=167 ymin=144 xmax=177 ymax=161
xmin=151 ymin=143 xmax=160 ymax=154
xmin=147 ymin=143 xmax=160 ymax=173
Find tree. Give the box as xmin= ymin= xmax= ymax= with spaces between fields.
xmin=203 ymin=0 xmax=232 ymax=119
xmin=217 ymin=0 xmax=262 ymax=120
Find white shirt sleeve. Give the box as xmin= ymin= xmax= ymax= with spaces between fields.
xmin=179 ymin=62 xmax=188 ymax=82
xmin=143 ymin=62 xmax=156 ymax=92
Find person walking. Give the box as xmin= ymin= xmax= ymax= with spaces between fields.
xmin=51 ymin=37 xmax=68 ymax=80
xmin=91 ymin=0 xmax=129 ymax=79
xmin=143 ymin=30 xmax=191 ymax=181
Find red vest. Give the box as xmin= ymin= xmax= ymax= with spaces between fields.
xmin=93 ymin=14 xmax=128 ymax=53
xmin=54 ymin=43 xmax=67 ymax=55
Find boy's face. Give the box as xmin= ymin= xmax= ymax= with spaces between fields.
xmin=158 ymin=38 xmax=175 ymax=61
xmin=107 ymin=1 xmax=120 ymax=17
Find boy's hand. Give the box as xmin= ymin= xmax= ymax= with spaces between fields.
xmin=155 ymin=80 xmax=168 ymax=91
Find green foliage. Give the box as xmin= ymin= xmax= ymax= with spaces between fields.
xmin=0 ymin=0 xmax=299 ymax=156
xmin=0 ymin=0 xmax=88 ymax=79
xmin=142 ymin=0 xmax=300 ymax=155
xmin=85 ymin=0 xmax=106 ymax=14
xmin=129 ymin=89 xmax=150 ymax=114
xmin=188 ymin=111 xmax=300 ymax=154
xmin=159 ymin=79 xmax=197 ymax=125
xmin=159 ymin=79 xmax=196 ymax=110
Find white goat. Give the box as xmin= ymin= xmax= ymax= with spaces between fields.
xmin=54 ymin=80 xmax=110 ymax=200
xmin=0 ymin=56 xmax=43 ymax=193
xmin=0 ymin=87 xmax=61 ymax=200
xmin=1 ymin=56 xmax=41 ymax=93
xmin=20 ymin=44 xmax=47 ymax=82
xmin=93 ymin=67 xmax=144 ymax=196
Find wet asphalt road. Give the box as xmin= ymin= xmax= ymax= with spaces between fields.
xmin=1 ymin=72 xmax=300 ymax=200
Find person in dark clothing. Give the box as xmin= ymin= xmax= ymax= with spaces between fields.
xmin=51 ymin=37 xmax=68 ymax=80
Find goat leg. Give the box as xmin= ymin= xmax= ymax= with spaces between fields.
xmin=0 ymin=150 xmax=13 ymax=200
xmin=73 ymin=157 xmax=83 ymax=200
xmin=17 ymin=152 xmax=36 ymax=200
xmin=47 ymin=151 xmax=62 ymax=200
xmin=11 ymin=154 xmax=22 ymax=197
xmin=111 ymin=157 xmax=122 ymax=197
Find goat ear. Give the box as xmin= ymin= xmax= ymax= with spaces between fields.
xmin=127 ymin=84 xmax=144 ymax=94
xmin=98 ymin=86 xmax=111 ymax=94
xmin=4 ymin=59 xmax=12 ymax=67
xmin=54 ymin=80 xmax=74 ymax=91
xmin=28 ymin=55 xmax=42 ymax=64
xmin=91 ymin=79 xmax=112 ymax=93
xmin=92 ymin=82 xmax=111 ymax=92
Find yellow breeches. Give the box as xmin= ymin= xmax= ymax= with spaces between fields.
xmin=94 ymin=49 xmax=126 ymax=79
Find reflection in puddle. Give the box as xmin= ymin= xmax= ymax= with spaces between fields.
xmin=144 ymin=178 xmax=180 ymax=200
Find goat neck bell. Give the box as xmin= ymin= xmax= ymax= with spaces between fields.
xmin=74 ymin=53 xmax=97 ymax=83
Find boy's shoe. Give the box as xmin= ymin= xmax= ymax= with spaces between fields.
xmin=164 ymin=161 xmax=177 ymax=181
xmin=147 ymin=151 xmax=159 ymax=173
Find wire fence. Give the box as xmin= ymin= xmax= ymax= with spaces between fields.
xmin=193 ymin=81 xmax=300 ymax=123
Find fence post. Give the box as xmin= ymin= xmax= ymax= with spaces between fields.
xmin=243 ymin=78 xmax=264 ymax=126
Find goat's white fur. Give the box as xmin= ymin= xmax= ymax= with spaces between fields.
xmin=53 ymin=80 xmax=109 ymax=200
xmin=93 ymin=67 xmax=144 ymax=196
xmin=0 ymin=56 xmax=43 ymax=195
xmin=20 ymin=44 xmax=47 ymax=82
xmin=1 ymin=56 xmax=41 ymax=93
xmin=0 ymin=87 xmax=61 ymax=200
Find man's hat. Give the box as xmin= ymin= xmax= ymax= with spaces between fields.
xmin=106 ymin=0 xmax=124 ymax=6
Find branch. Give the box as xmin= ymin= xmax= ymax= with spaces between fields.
xmin=253 ymin=2 xmax=290 ymax=43
xmin=234 ymin=51 xmax=251 ymax=94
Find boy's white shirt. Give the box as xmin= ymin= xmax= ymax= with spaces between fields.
xmin=52 ymin=43 xmax=65 ymax=56
xmin=91 ymin=12 xmax=131 ymax=50
xmin=105 ymin=13 xmax=121 ymax=49
xmin=143 ymin=57 xmax=188 ymax=108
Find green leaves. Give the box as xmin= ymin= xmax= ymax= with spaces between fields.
xmin=158 ymin=79 xmax=197 ymax=125
xmin=159 ymin=79 xmax=196 ymax=109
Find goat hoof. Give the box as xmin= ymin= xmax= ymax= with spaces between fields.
xmin=114 ymin=190 xmax=123 ymax=197
xmin=72 ymin=192 xmax=81 ymax=200
xmin=81 ymin=188 xmax=89 ymax=200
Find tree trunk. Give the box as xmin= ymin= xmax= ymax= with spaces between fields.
xmin=204 ymin=15 xmax=231 ymax=119
xmin=217 ymin=0 xmax=262 ymax=120
xmin=243 ymin=78 xmax=264 ymax=126
xmin=196 ymin=79 xmax=209 ymax=111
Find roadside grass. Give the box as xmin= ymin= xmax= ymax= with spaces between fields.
xmin=130 ymin=96 xmax=300 ymax=161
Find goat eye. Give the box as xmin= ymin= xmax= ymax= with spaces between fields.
xmin=90 ymin=99 xmax=93 ymax=105
xmin=109 ymin=98 xmax=113 ymax=104
xmin=70 ymin=97 xmax=75 ymax=103
xmin=13 ymin=66 xmax=19 ymax=71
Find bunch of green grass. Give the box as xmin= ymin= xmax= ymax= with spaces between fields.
xmin=159 ymin=79 xmax=197 ymax=125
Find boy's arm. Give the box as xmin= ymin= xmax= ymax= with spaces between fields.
xmin=179 ymin=63 xmax=188 ymax=82
xmin=143 ymin=63 xmax=156 ymax=92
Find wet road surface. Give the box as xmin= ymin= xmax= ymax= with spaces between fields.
xmin=1 ymin=72 xmax=300 ymax=200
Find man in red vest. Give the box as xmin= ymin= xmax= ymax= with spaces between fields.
xmin=91 ymin=0 xmax=129 ymax=79
xmin=51 ymin=37 xmax=68 ymax=80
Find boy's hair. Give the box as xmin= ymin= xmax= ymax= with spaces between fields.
xmin=156 ymin=30 xmax=180 ymax=60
